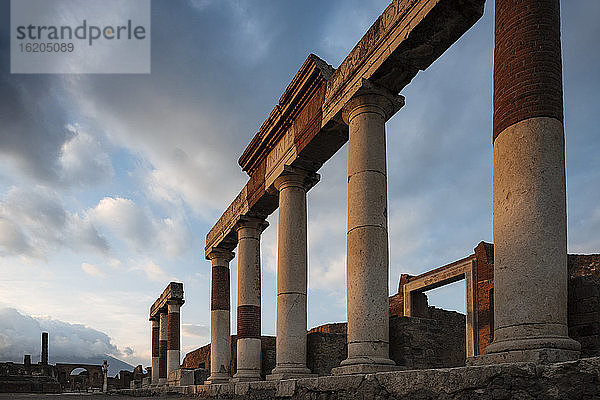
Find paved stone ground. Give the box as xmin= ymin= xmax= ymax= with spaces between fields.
xmin=0 ymin=395 xmax=181 ymax=399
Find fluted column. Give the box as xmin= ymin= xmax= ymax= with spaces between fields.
xmin=151 ymin=317 xmax=159 ymax=384
xmin=206 ymin=248 xmax=235 ymax=384
xmin=232 ymin=216 xmax=268 ymax=382
xmin=267 ymin=167 xmax=319 ymax=380
xmin=333 ymin=82 xmax=404 ymax=375
xmin=158 ymin=311 xmax=168 ymax=384
xmin=167 ymin=300 xmax=183 ymax=379
xmin=468 ymin=0 xmax=580 ymax=365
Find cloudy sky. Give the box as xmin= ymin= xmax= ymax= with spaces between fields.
xmin=1 ymin=0 xmax=598 ymax=369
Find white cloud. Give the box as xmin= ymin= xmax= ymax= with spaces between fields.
xmin=0 ymin=186 xmax=109 ymax=259
xmin=89 ymin=196 xmax=193 ymax=258
xmin=130 ymin=259 xmax=168 ymax=283
xmin=59 ymin=124 xmax=114 ymax=187
xmin=81 ymin=262 xmax=105 ymax=278
xmin=181 ymin=323 xmax=209 ymax=338
xmin=0 ymin=308 xmax=121 ymax=363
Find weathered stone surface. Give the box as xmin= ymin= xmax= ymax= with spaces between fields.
xmin=150 ymin=282 xmax=184 ymax=319
xmin=160 ymin=357 xmax=600 ymax=399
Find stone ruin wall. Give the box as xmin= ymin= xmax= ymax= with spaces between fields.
xmin=182 ymin=247 xmax=600 ymax=382
xmin=183 ymin=302 xmax=467 ymax=378
xmin=472 ymin=245 xmax=600 ymax=358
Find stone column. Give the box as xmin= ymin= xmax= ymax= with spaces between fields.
xmin=167 ymin=300 xmax=182 ymax=378
xmin=206 ymin=248 xmax=235 ymax=384
xmin=267 ymin=167 xmax=319 ymax=380
xmin=41 ymin=332 xmax=48 ymax=365
xmin=470 ymin=0 xmax=580 ymax=364
xmin=158 ymin=311 xmax=168 ymax=384
xmin=333 ymin=81 xmax=404 ymax=375
xmin=151 ymin=317 xmax=159 ymax=384
xmin=102 ymin=360 xmax=108 ymax=393
xmin=232 ymin=216 xmax=268 ymax=382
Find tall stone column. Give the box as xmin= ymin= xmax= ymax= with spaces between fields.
xmin=158 ymin=311 xmax=168 ymax=384
xmin=151 ymin=317 xmax=159 ymax=384
xmin=167 ymin=300 xmax=183 ymax=378
xmin=333 ymin=81 xmax=404 ymax=375
xmin=267 ymin=167 xmax=319 ymax=380
xmin=41 ymin=332 xmax=48 ymax=365
xmin=232 ymin=216 xmax=268 ymax=382
xmin=471 ymin=0 xmax=580 ymax=364
xmin=206 ymin=248 xmax=235 ymax=384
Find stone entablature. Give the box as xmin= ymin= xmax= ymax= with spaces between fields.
xmin=150 ymin=282 xmax=184 ymax=319
xmin=204 ymin=0 xmax=485 ymax=258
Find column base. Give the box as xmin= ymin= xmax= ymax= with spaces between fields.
xmin=158 ymin=378 xmax=167 ymax=385
xmin=266 ymin=365 xmax=315 ymax=380
xmin=467 ymin=348 xmax=580 ymax=366
xmin=332 ymin=357 xmax=403 ymax=375
xmin=231 ymin=370 xmax=261 ymax=382
xmin=205 ymin=373 xmax=231 ymax=384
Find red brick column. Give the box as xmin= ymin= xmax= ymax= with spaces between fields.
xmin=151 ymin=317 xmax=159 ymax=384
xmin=493 ymin=0 xmax=563 ymax=141
xmin=206 ymin=248 xmax=235 ymax=384
xmin=167 ymin=301 xmax=182 ymax=377
xmin=232 ymin=216 xmax=268 ymax=382
xmin=158 ymin=311 xmax=168 ymax=383
xmin=470 ymin=0 xmax=580 ymax=365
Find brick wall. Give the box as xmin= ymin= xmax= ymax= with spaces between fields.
xmin=474 ymin=241 xmax=494 ymax=355
xmin=308 ymin=323 xmax=346 ymax=335
xmin=389 ymin=307 xmax=466 ymax=369
xmin=472 ymin=243 xmax=600 ymax=356
xmin=181 ymin=335 xmax=276 ymax=378
xmin=307 ymin=332 xmax=347 ymax=375
xmin=568 ymin=254 xmax=600 ymax=357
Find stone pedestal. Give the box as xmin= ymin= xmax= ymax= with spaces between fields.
xmin=333 ymin=82 xmax=404 ymax=375
xmin=158 ymin=311 xmax=168 ymax=385
xmin=232 ymin=217 xmax=268 ymax=382
xmin=167 ymin=301 xmax=182 ymax=379
xmin=151 ymin=317 xmax=160 ymax=384
xmin=267 ymin=167 xmax=319 ymax=380
xmin=469 ymin=0 xmax=580 ymax=365
xmin=206 ymin=248 xmax=235 ymax=384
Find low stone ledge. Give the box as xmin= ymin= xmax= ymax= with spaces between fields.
xmin=152 ymin=357 xmax=600 ymax=399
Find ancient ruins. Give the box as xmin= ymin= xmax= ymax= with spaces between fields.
xmin=135 ymin=0 xmax=600 ymax=397
xmin=0 ymin=332 xmax=148 ymax=393
xmin=149 ymin=282 xmax=185 ymax=385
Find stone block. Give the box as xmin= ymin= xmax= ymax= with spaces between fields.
xmin=234 ymin=382 xmax=249 ymax=395
xmin=275 ymin=379 xmax=296 ymax=397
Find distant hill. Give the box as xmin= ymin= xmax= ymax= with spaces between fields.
xmin=51 ymin=355 xmax=134 ymax=377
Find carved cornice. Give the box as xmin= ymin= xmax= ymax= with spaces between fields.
xmin=149 ymin=282 xmax=184 ymax=319
xmin=238 ymin=54 xmax=333 ymax=175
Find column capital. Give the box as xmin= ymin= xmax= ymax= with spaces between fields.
xmin=206 ymin=247 xmax=235 ymax=263
xmin=274 ymin=165 xmax=320 ymax=192
xmin=342 ymin=79 xmax=405 ymax=124
xmin=234 ymin=215 xmax=269 ymax=234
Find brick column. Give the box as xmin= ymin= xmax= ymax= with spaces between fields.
xmin=232 ymin=216 xmax=268 ymax=382
xmin=333 ymin=81 xmax=404 ymax=375
xmin=267 ymin=167 xmax=319 ymax=380
xmin=158 ymin=311 xmax=168 ymax=384
xmin=151 ymin=317 xmax=159 ymax=384
xmin=167 ymin=300 xmax=183 ymax=378
xmin=470 ymin=0 xmax=580 ymax=365
xmin=206 ymin=248 xmax=235 ymax=384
